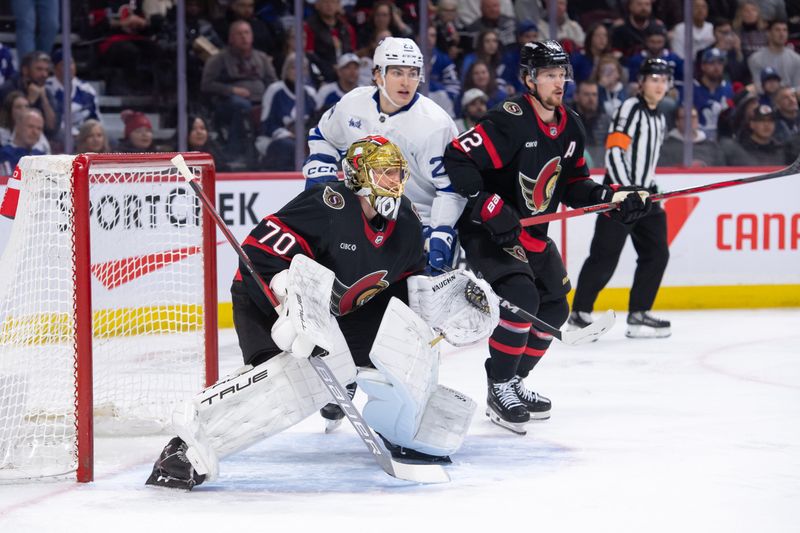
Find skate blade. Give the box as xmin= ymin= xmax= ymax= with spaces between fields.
xmin=625 ymin=325 xmax=671 ymax=338
xmin=485 ymin=408 xmax=527 ymax=435
xmin=324 ymin=417 xmax=343 ymax=434
xmin=529 ymin=411 xmax=551 ymax=421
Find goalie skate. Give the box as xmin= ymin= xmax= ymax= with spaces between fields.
xmin=145 ymin=437 xmax=206 ymax=491
xmin=321 ymin=382 xmax=357 ymax=433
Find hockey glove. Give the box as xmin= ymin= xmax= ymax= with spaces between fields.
xmin=427 ymin=226 xmax=456 ymax=272
xmin=271 ymin=303 xmax=317 ymax=359
xmin=601 ymin=185 xmax=652 ymax=224
xmin=470 ymin=193 xmax=521 ymax=245
xmin=268 ymin=270 xmax=289 ymax=313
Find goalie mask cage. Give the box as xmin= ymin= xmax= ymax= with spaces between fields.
xmin=0 ymin=153 xmax=219 ymax=482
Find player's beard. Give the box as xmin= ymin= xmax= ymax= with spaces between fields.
xmin=540 ymin=90 xmax=563 ymax=110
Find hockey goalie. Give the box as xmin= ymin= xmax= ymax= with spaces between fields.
xmin=145 ymin=137 xmax=498 ymax=490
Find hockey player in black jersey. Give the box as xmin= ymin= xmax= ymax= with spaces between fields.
xmin=443 ymin=40 xmax=652 ymax=434
xmin=146 ymin=137 xmax=485 ymax=489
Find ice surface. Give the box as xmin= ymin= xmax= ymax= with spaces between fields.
xmin=1 ymin=309 xmax=799 ymax=532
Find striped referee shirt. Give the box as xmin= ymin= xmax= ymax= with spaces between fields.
xmin=605 ymin=95 xmax=666 ymax=189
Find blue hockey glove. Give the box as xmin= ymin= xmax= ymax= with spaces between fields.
xmin=427 ymin=226 xmax=456 ymax=271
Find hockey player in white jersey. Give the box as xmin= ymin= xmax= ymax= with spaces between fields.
xmin=303 ymin=37 xmax=465 ymax=273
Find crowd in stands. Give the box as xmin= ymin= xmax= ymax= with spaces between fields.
xmin=0 ymin=0 xmax=799 ymax=175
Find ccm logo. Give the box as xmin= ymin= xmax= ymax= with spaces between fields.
xmin=340 ymin=242 xmax=357 ymax=251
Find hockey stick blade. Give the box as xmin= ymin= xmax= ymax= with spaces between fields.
xmin=520 ymin=155 xmax=800 ymax=227
xmin=560 ymin=310 xmax=615 ymax=345
xmin=173 ymin=154 xmax=449 ymax=485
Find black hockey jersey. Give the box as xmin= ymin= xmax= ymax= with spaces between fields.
xmin=444 ymin=93 xmax=603 ymax=252
xmin=236 ymin=182 xmax=426 ymax=317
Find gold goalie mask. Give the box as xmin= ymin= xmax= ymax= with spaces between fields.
xmin=342 ymin=135 xmax=409 ymax=220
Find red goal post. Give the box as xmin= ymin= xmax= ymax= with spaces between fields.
xmin=0 ymin=152 xmax=219 ymax=483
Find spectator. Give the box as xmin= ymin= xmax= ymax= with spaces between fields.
xmin=46 ymin=49 xmax=101 ymax=137
xmin=75 ymin=119 xmax=111 ymax=153
xmin=501 ymin=21 xmax=539 ymax=94
xmin=611 ymin=0 xmax=658 ymax=61
xmin=0 ymin=44 xmax=14 ymax=87
xmin=460 ymin=29 xmax=507 ymax=89
xmin=356 ymin=1 xmax=413 ymax=49
xmin=571 ymin=22 xmax=613 ymax=84
xmin=758 ymin=67 xmax=782 ymax=104
xmin=772 ymin=87 xmax=800 ymax=143
xmin=184 ymin=114 xmax=228 ymax=172
xmin=628 ymin=22 xmax=683 ymax=82
xmin=733 ymin=0 xmax=768 ymax=59
xmin=11 ymin=0 xmax=59 ymax=61
xmin=658 ymin=105 xmax=724 ymax=166
xmin=462 ymin=60 xmax=508 ymax=111
xmin=304 ymin=0 xmax=357 ymax=83
xmin=537 ymin=0 xmax=586 ymax=47
xmin=454 ymin=88 xmax=488 ymax=132
xmin=356 ymin=29 xmax=392 ymax=87
xmin=0 ymin=108 xmax=47 ymax=175
xmin=0 ymin=51 xmax=57 ymax=137
xmin=435 ymin=0 xmax=463 ymax=63
xmin=0 ymin=91 xmax=51 ymax=154
xmin=670 ymin=0 xmax=715 ymax=60
xmin=695 ymin=18 xmax=750 ymax=84
xmin=316 ymin=53 xmax=362 ymax=114
xmin=256 ymin=53 xmax=316 ymax=165
xmin=462 ymin=0 xmax=518 ymax=50
xmin=275 ymin=25 xmax=326 ymax=90
xmin=755 ymin=0 xmax=787 ymax=23
xmin=722 ymin=103 xmax=784 ymax=165
xmin=213 ymin=0 xmax=284 ymax=59
xmin=426 ymin=26 xmax=461 ymax=117
xmin=201 ymin=19 xmax=277 ymax=161
xmin=748 ymin=20 xmax=800 ymax=94
xmin=570 ymin=80 xmax=612 ymax=167
xmin=681 ymin=47 xmax=733 ymax=140
xmin=117 ymin=110 xmax=155 ymax=153
xmin=592 ymin=54 xmax=628 ymax=117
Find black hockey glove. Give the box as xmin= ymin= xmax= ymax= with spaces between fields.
xmin=470 ymin=192 xmax=521 ymax=245
xmin=599 ymin=185 xmax=652 ymax=224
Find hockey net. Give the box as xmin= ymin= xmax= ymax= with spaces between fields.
xmin=0 ymin=153 xmax=218 ymax=482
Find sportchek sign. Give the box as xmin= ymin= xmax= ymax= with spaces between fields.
xmin=1 ymin=168 xmax=798 ymax=312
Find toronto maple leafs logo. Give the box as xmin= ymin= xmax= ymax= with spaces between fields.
xmin=348 ymin=117 xmax=362 ymax=129
xmin=519 ymin=156 xmax=561 ymax=214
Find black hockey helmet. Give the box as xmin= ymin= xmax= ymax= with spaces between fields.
xmin=639 ymin=57 xmax=674 ymax=79
xmin=519 ymin=40 xmax=573 ymax=82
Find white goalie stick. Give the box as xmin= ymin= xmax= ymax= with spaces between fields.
xmin=442 ymin=267 xmax=615 ymax=345
xmin=172 ymin=155 xmax=449 ymax=484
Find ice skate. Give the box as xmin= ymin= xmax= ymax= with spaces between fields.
xmin=567 ymin=311 xmax=596 ymax=339
xmin=145 ymin=437 xmax=206 ymax=491
xmin=321 ymin=382 xmax=357 ymax=433
xmin=486 ymin=376 xmax=530 ymax=435
xmin=511 ymin=376 xmax=551 ymax=420
xmin=626 ymin=311 xmax=671 ymax=338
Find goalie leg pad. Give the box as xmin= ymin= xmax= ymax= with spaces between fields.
xmin=173 ymin=320 xmax=356 ymax=481
xmin=356 ymin=297 xmax=476 ymax=457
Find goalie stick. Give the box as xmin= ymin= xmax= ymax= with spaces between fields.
xmin=443 ymin=267 xmax=615 ymax=345
xmin=520 ymin=155 xmax=800 ymax=227
xmin=172 ymin=155 xmax=449 ymax=484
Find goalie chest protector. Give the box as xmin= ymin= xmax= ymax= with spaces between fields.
xmin=241 ymin=182 xmax=426 ymax=316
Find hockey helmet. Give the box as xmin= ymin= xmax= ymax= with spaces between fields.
xmin=343 ymin=136 xmax=409 ymax=220
xmin=373 ymin=37 xmax=425 ymax=82
xmin=519 ymin=40 xmax=573 ymax=83
xmin=639 ymin=57 xmax=674 ymax=81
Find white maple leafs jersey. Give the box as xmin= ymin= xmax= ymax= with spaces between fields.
xmin=303 ymin=86 xmax=466 ymax=228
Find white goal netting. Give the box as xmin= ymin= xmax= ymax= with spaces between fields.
xmin=0 ymin=154 xmax=216 ymax=480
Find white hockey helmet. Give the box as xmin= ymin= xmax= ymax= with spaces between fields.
xmin=373 ymin=37 xmax=425 ymax=82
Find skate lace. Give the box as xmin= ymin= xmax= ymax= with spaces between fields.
xmin=511 ymin=377 xmax=540 ymax=403
xmin=493 ymin=380 xmax=524 ymax=409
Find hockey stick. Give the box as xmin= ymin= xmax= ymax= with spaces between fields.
xmin=442 ymin=267 xmax=615 ymax=345
xmin=520 ymin=155 xmax=800 ymax=227
xmin=172 ymin=155 xmax=449 ymax=484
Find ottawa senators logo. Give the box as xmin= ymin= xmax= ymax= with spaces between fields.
xmin=519 ymin=156 xmax=561 ymax=214
xmin=503 ymin=245 xmax=528 ymax=263
xmin=331 ymin=270 xmax=390 ymax=315
xmin=323 ymin=186 xmax=345 ymax=209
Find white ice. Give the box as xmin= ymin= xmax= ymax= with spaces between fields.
xmin=1 ymin=309 xmax=799 ymax=533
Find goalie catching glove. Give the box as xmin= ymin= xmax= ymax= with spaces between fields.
xmin=407 ymin=269 xmax=499 ymax=346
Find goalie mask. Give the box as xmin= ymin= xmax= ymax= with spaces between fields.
xmin=342 ymin=136 xmax=409 ymax=220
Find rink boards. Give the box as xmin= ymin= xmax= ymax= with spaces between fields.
xmin=1 ymin=167 xmax=798 ymax=323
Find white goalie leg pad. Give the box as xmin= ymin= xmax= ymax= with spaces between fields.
xmin=407 ymin=269 xmax=500 ymax=346
xmin=172 ymin=319 xmax=356 ymax=481
xmin=356 ymin=297 xmax=476 ymax=457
